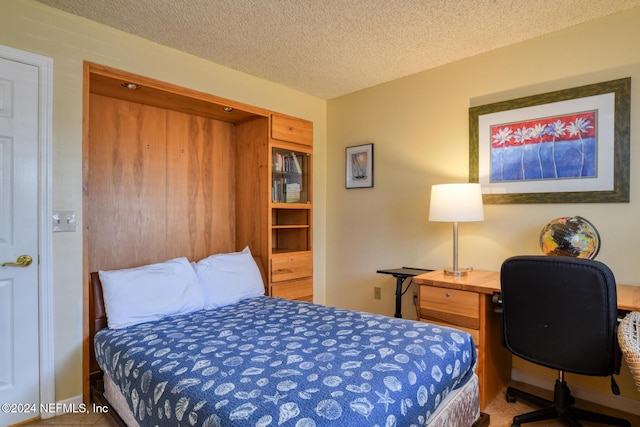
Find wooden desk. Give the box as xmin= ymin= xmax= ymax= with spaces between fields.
xmin=617 ymin=283 xmax=640 ymax=312
xmin=413 ymin=269 xmax=640 ymax=310
xmin=413 ymin=270 xmax=509 ymax=410
xmin=413 ymin=269 xmax=640 ymax=410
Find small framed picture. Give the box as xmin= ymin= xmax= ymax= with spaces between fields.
xmin=346 ymin=143 xmax=374 ymax=188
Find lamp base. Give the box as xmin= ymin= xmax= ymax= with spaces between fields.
xmin=444 ymin=267 xmax=473 ymax=276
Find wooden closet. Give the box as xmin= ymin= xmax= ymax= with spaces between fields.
xmin=82 ymin=62 xmax=313 ymax=401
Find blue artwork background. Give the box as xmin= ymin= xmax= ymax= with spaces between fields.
xmin=489 ymin=111 xmax=597 ymax=183
xmin=491 ymin=137 xmax=596 ymax=182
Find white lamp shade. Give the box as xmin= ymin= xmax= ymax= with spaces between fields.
xmin=429 ymin=183 xmax=484 ymax=222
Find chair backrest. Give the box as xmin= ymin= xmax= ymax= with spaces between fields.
xmin=501 ymin=255 xmax=618 ymax=376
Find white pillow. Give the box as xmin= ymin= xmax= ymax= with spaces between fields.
xmin=99 ymin=257 xmax=204 ymax=329
xmin=195 ymin=246 xmax=265 ymax=309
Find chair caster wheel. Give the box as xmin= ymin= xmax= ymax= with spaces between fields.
xmin=506 ymin=393 xmax=517 ymax=403
xmin=511 ymin=423 xmax=520 ymax=427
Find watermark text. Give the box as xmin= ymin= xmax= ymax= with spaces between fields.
xmin=1 ymin=402 xmax=109 ymax=414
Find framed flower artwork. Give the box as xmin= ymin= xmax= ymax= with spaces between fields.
xmin=469 ymin=78 xmax=630 ymax=203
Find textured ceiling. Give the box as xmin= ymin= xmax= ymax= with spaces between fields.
xmin=37 ymin=0 xmax=640 ymax=99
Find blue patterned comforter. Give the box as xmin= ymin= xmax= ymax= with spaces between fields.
xmin=95 ymin=297 xmax=476 ymax=426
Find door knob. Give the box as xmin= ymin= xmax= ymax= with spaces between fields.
xmin=1 ymin=255 xmax=33 ymax=267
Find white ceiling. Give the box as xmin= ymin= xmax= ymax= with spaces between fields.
xmin=37 ymin=0 xmax=640 ymax=99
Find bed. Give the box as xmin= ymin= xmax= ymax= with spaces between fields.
xmin=89 ymin=251 xmax=488 ymax=426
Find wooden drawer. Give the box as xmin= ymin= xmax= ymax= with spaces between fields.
xmin=271 ymin=278 xmax=313 ymax=301
xmin=419 ymin=286 xmax=480 ymax=329
xmin=421 ymin=317 xmax=480 ymax=345
xmin=271 ymin=251 xmax=312 ymax=282
xmin=271 ymin=113 xmax=313 ymax=146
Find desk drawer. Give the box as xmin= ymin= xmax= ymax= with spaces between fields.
xmin=419 ymin=286 xmax=480 ymax=329
xmin=271 ymin=252 xmax=312 ymax=282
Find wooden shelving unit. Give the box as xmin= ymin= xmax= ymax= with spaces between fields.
xmin=268 ymin=114 xmax=313 ymax=301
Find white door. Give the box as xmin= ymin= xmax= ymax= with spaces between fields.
xmin=0 ymin=56 xmax=40 ymax=425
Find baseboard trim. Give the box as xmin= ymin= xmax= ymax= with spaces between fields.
xmin=511 ymin=368 xmax=640 ymax=416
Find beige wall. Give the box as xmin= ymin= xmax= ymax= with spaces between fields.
xmin=4 ymin=0 xmax=639 ymax=407
xmin=1 ymin=0 xmax=326 ymax=401
xmin=327 ymin=8 xmax=640 ymax=401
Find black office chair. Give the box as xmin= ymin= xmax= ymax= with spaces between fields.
xmin=500 ymin=256 xmax=630 ymax=427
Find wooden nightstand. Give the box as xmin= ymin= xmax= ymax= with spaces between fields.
xmin=413 ymin=269 xmax=511 ymax=410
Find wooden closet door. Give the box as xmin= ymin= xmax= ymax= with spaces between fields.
xmin=87 ymin=94 xmax=167 ymax=272
xmin=166 ymin=111 xmax=235 ymax=261
xmin=88 ymin=95 xmax=238 ymax=272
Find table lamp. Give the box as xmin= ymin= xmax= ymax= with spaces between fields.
xmin=429 ymin=183 xmax=484 ymax=276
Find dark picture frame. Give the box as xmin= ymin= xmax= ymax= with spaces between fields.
xmin=346 ymin=143 xmax=374 ymax=188
xmin=469 ymin=78 xmax=630 ymax=204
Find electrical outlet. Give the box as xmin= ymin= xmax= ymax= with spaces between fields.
xmin=374 ymin=287 xmax=381 ymax=300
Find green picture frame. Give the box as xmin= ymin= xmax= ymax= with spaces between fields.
xmin=469 ymin=78 xmax=630 ymax=204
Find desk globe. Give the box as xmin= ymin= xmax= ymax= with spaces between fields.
xmin=539 ymin=216 xmax=600 ymax=259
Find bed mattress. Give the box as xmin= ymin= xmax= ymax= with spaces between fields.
xmin=95 ymin=296 xmax=477 ymax=426
xmin=103 ymin=371 xmax=480 ymax=427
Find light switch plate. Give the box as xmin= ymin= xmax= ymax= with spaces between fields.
xmin=53 ymin=211 xmax=76 ymax=232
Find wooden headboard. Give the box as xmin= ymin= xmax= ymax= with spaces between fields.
xmin=88 ymin=256 xmax=268 ymax=379
xmin=88 ymin=272 xmax=107 ymax=378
